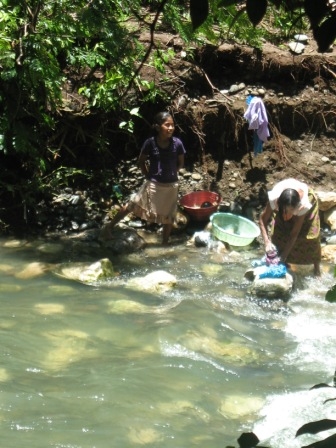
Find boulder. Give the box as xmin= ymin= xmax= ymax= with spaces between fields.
xmin=321 ymin=244 xmax=336 ymax=263
xmin=324 ymin=206 xmax=336 ymax=230
xmin=100 ymin=228 xmax=146 ymax=254
xmin=316 ymin=191 xmax=336 ymax=211
xmin=126 ymin=270 xmax=177 ymax=293
xmin=245 ymin=266 xmax=293 ymax=299
xmin=54 ymin=258 xmax=115 ymax=284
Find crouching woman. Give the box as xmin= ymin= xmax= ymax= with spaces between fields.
xmin=259 ymin=178 xmax=321 ymax=276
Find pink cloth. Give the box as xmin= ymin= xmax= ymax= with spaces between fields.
xmin=244 ymin=97 xmax=270 ymax=142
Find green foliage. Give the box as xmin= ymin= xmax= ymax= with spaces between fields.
xmin=0 ymin=0 xmax=333 ymax=214
xmin=325 ymin=265 xmax=336 ymax=302
xmin=119 ymin=107 xmax=142 ymax=134
xmin=326 ymin=285 xmax=336 ymax=303
xmin=41 ymin=166 xmax=94 ymax=191
xmin=195 ymin=0 xmax=335 ymax=52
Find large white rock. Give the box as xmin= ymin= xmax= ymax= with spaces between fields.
xmin=127 ymin=270 xmax=177 ymax=293
xmin=288 ymin=41 xmax=305 ymax=54
xmin=54 ymin=258 xmax=115 ymax=283
xmin=324 ymin=206 xmax=336 ymax=230
xmin=316 ymin=191 xmax=336 ymax=211
xmin=321 ymin=244 xmax=336 ymax=263
xmin=245 ymin=266 xmax=293 ymax=299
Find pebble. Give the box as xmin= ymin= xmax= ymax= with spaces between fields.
xmin=288 ymin=42 xmax=305 ymax=54
xmin=294 ymin=34 xmax=308 ymax=43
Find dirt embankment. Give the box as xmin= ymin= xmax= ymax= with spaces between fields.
xmin=136 ymin=31 xmax=336 ymax=208
xmin=3 ymin=31 xmax=336 ymax=237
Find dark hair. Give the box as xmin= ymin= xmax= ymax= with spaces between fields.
xmin=278 ymin=188 xmax=300 ymax=220
xmin=153 ymin=111 xmax=173 ymax=126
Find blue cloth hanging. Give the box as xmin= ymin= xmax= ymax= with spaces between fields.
xmin=246 ymin=95 xmax=254 ymax=105
xmin=253 ymin=130 xmax=263 ymax=155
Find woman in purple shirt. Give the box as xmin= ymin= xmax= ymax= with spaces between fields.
xmin=100 ymin=111 xmax=186 ymax=245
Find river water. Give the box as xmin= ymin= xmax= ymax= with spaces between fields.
xmin=0 ymin=235 xmax=335 ymax=448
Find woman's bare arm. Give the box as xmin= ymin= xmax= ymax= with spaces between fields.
xmin=177 ymin=154 xmax=184 ymax=171
xmin=259 ymin=202 xmax=273 ymax=251
xmin=138 ymin=153 xmax=149 ymax=177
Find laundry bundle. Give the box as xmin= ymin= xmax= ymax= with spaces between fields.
xmin=244 ymin=95 xmax=270 ymax=156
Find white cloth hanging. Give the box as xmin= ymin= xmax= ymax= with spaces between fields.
xmin=244 ymin=96 xmax=270 ymax=142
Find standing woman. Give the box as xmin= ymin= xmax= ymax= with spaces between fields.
xmin=100 ymin=111 xmax=186 ymax=245
xmin=259 ymin=178 xmax=321 ymax=276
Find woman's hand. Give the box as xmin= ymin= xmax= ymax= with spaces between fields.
xmin=265 ymin=241 xmax=276 ymax=253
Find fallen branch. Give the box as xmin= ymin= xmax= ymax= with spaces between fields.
xmin=322 ymin=64 xmax=336 ymax=78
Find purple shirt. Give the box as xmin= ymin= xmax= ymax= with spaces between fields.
xmin=140 ymin=136 xmax=186 ymax=183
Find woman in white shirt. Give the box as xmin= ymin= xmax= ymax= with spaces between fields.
xmin=259 ymin=178 xmax=321 ymax=276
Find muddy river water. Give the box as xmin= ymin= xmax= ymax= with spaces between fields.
xmin=0 ymin=235 xmax=335 ymax=448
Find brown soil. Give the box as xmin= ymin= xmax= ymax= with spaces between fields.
xmin=3 ymin=30 xmax=336 ymax=237
xmin=137 ymin=31 xmax=336 ymax=210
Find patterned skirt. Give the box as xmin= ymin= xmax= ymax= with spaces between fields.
xmin=271 ymin=188 xmax=321 ymax=264
xmin=127 ymin=180 xmax=178 ymax=225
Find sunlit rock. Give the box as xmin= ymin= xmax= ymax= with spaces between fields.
xmin=35 ymin=303 xmax=65 ymax=315
xmin=226 ymin=250 xmax=243 ymax=261
xmin=54 ymin=258 xmax=115 ymax=284
xmin=47 ymin=284 xmax=75 ymax=294
xmin=101 ymin=229 xmax=146 ymax=254
xmin=245 ymin=267 xmax=293 ymax=299
xmin=2 ymin=239 xmax=29 ymax=248
xmin=324 ymin=206 xmax=336 ymax=230
xmin=42 ymin=329 xmax=96 ymax=371
xmin=191 ymin=435 xmax=214 ymax=444
xmin=294 ymin=34 xmax=308 ymax=43
xmin=321 ymin=244 xmax=336 ymax=263
xmin=128 ymin=427 xmax=163 ymax=445
xmin=126 ymin=270 xmax=177 ymax=293
xmin=191 ymin=230 xmax=211 ymax=247
xmin=136 ymin=230 xmax=160 ymax=245
xmin=200 ymin=263 xmax=223 ymax=277
xmin=219 ymin=394 xmax=265 ymax=419
xmin=0 ymin=264 xmax=14 ymax=274
xmin=96 ymin=327 xmax=158 ymax=357
xmin=157 ymin=400 xmax=210 ymax=422
xmin=173 ymin=210 xmax=189 ymax=232
xmin=0 ymin=284 xmax=21 ymax=292
xmin=0 ymin=320 xmax=15 ymax=330
xmin=0 ymin=368 xmax=10 ymax=382
xmin=250 ymin=274 xmax=293 ymax=298
xmin=78 ymin=259 xmax=115 ymax=283
xmin=180 ymin=332 xmax=260 ymax=365
xmin=325 ymin=234 xmax=336 ymax=245
xmin=36 ymin=242 xmax=65 ymax=254
xmin=15 ymin=262 xmax=50 ymax=279
xmin=316 ymin=191 xmax=336 ymax=211
xmin=107 ymin=299 xmax=161 ymax=315
xmin=108 ymin=299 xmax=176 ymax=314
xmin=288 ymin=41 xmax=305 ymax=54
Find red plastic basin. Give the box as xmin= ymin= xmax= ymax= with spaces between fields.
xmin=179 ymin=191 xmax=221 ymax=221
